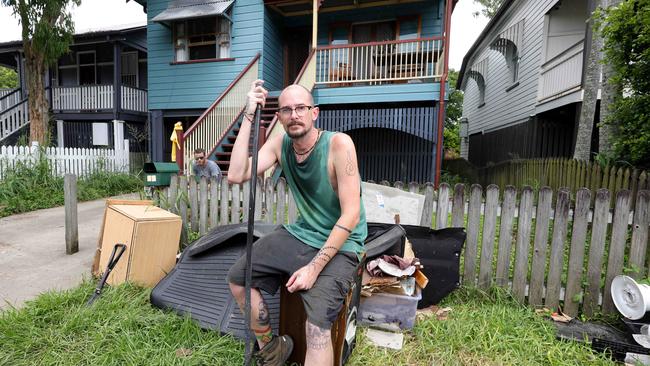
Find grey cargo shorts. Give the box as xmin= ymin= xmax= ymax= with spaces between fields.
xmin=227 ymin=227 xmax=359 ymax=329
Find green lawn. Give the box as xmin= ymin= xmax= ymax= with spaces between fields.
xmin=0 ymin=282 xmax=615 ymax=366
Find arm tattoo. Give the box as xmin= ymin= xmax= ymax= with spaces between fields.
xmin=258 ymin=300 xmax=270 ymax=327
xmin=345 ymin=150 xmax=355 ymax=176
xmin=306 ymin=322 xmax=331 ymax=350
xmin=334 ymin=223 xmax=352 ymax=233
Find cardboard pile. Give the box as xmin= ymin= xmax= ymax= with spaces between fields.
xmin=361 ymin=238 xmax=428 ymax=297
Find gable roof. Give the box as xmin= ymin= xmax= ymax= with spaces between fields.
xmin=456 ymin=0 xmax=515 ymax=89
xmin=0 ymin=24 xmax=147 ymax=53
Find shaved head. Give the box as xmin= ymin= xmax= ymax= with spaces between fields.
xmin=278 ymin=84 xmax=314 ymax=107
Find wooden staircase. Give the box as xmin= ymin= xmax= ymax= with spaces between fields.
xmin=213 ymin=96 xmax=278 ymax=175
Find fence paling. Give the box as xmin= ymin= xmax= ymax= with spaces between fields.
xmin=0 ymin=141 xmax=129 ymax=179
xmin=161 ymin=178 xmax=650 ymax=317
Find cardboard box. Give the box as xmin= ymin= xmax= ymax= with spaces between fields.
xmin=98 ymin=204 xmax=182 ymax=287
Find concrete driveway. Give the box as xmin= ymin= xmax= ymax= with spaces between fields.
xmin=0 ymin=194 xmax=139 ymax=310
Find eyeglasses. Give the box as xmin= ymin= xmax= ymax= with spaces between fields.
xmin=277 ymin=105 xmax=314 ymax=118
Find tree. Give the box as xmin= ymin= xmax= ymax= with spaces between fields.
xmin=444 ymin=69 xmax=463 ymax=156
xmin=599 ymin=0 xmax=650 ymax=167
xmin=0 ymin=66 xmax=18 ymax=88
xmin=1 ymin=0 xmax=79 ymax=145
xmin=573 ymin=0 xmax=604 ymax=161
xmin=473 ymin=0 xmax=505 ymax=18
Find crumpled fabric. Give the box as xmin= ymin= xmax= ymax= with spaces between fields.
xmin=366 ymin=255 xmax=418 ymax=277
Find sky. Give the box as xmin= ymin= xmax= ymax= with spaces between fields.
xmin=0 ymin=0 xmax=488 ymax=71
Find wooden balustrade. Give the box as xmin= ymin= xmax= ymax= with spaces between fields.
xmin=316 ymin=37 xmax=444 ymax=85
xmin=538 ymin=40 xmax=585 ymax=102
xmin=181 ymin=55 xmax=260 ymax=174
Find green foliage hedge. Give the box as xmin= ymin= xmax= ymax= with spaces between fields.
xmin=599 ymin=0 xmax=650 ymax=167
xmin=0 ymin=157 xmax=143 ymax=217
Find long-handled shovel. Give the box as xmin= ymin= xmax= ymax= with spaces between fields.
xmin=244 ymin=96 xmax=263 ymax=366
xmin=87 ymin=243 xmax=127 ymax=306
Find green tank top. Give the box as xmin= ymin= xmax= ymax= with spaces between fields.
xmin=280 ymin=130 xmax=367 ymax=257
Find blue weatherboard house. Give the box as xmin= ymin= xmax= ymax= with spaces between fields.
xmin=133 ymin=0 xmax=455 ymax=183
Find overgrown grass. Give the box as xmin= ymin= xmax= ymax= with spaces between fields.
xmin=0 ymin=157 xmax=143 ymax=217
xmin=0 ymin=282 xmax=616 ymax=365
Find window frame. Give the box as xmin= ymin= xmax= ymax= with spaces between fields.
xmin=172 ymin=15 xmax=233 ymax=64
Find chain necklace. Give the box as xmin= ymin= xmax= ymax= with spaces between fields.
xmin=292 ymin=130 xmax=322 ymax=156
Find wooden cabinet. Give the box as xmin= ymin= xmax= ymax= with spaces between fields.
xmin=98 ymin=204 xmax=182 ymax=287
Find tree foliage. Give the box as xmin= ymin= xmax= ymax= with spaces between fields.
xmin=444 ymin=69 xmax=463 ymax=156
xmin=1 ymin=0 xmax=80 ymax=144
xmin=0 ymin=66 xmax=18 ymax=88
xmin=473 ymin=0 xmax=505 ymax=18
xmin=599 ymin=0 xmax=650 ymax=167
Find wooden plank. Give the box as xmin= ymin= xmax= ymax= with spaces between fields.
xmin=463 ymin=184 xmax=482 ymax=286
xmin=189 ymin=178 xmax=199 ymax=232
xmin=512 ymin=186 xmax=534 ymax=303
xmin=254 ymin=178 xmax=263 ymax=221
xmin=179 ymin=175 xmax=189 ymax=229
xmin=64 ymin=174 xmax=78 ymax=255
xmin=168 ymin=175 xmax=179 ymax=214
xmin=495 ymin=186 xmax=516 ymax=287
xmin=451 ymin=184 xmax=465 ymax=228
xmin=629 ymin=190 xmax=650 ymax=279
xmin=242 ymin=181 xmax=250 ymax=222
xmin=265 ymin=178 xmax=275 ymax=224
xmin=409 ymin=181 xmax=419 ymax=194
xmin=420 ymin=182 xmax=435 ymax=227
xmin=528 ymin=187 xmax=553 ymax=307
xmin=583 ymin=189 xmax=611 ymax=317
xmin=478 ymin=184 xmax=499 ymax=289
xmin=563 ymin=188 xmax=591 ymax=317
xmin=231 ymin=183 xmax=241 ymax=224
xmin=199 ymin=177 xmax=208 ymax=235
xmin=220 ymin=178 xmax=229 ymax=226
xmin=545 ymin=189 xmax=570 ymax=309
xmin=209 ymin=176 xmax=219 ymax=229
xmin=436 ymin=183 xmax=450 ymax=229
xmin=602 ymin=190 xmax=632 ymax=314
xmin=276 ymin=178 xmax=287 ymax=225
xmin=288 ymin=188 xmax=298 ymax=223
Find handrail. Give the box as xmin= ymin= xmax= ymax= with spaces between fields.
xmin=0 ymin=98 xmax=29 ymax=141
xmin=0 ymin=88 xmax=20 ymax=102
xmin=540 ymin=39 xmax=585 ymax=70
xmin=184 ymin=54 xmax=261 ymax=138
xmin=0 ymin=97 xmax=28 ymax=114
xmin=179 ymin=53 xmax=261 ymax=173
xmin=265 ymin=49 xmax=317 ymax=137
xmin=316 ymin=36 xmax=444 ymax=50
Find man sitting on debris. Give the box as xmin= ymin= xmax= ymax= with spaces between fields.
xmin=227 ymin=80 xmax=367 ymax=366
xmin=192 ymin=148 xmax=222 ymax=181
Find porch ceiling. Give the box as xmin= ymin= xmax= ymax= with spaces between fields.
xmin=265 ymin=0 xmax=428 ymax=16
xmin=266 ymin=0 xmax=458 ymax=16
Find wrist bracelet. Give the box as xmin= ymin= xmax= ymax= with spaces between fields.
xmin=243 ymin=113 xmax=254 ymax=122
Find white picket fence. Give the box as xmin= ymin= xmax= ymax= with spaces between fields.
xmin=0 ymin=140 xmax=130 ymax=180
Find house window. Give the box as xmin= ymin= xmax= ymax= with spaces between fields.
xmin=174 ymin=16 xmax=231 ymax=62
xmin=121 ymin=52 xmax=139 ymax=87
xmin=77 ymin=51 xmax=96 ymax=85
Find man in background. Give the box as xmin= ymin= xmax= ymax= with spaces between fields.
xmin=192 ymin=148 xmax=222 ymax=181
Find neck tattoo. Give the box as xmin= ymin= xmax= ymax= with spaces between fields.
xmin=292 ymin=130 xmax=321 ymax=156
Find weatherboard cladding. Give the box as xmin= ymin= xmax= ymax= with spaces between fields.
xmin=462 ymin=0 xmax=561 ymax=136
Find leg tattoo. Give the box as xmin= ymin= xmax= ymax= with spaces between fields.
xmin=306 ymin=322 xmax=331 ymax=350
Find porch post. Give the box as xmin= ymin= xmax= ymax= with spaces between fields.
xmin=113 ymin=119 xmax=125 ymax=150
xmin=57 ymin=120 xmax=64 ymax=148
xmin=312 ymin=0 xmax=318 ymax=49
xmin=16 ymin=52 xmax=25 ymax=95
xmin=149 ymin=110 xmax=164 ymax=162
xmin=113 ymin=42 xmax=122 ymax=120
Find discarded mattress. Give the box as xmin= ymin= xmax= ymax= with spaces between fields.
xmin=151 ymin=222 xmax=408 ymax=339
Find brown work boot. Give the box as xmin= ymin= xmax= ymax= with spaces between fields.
xmin=254 ymin=334 xmax=294 ymax=366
